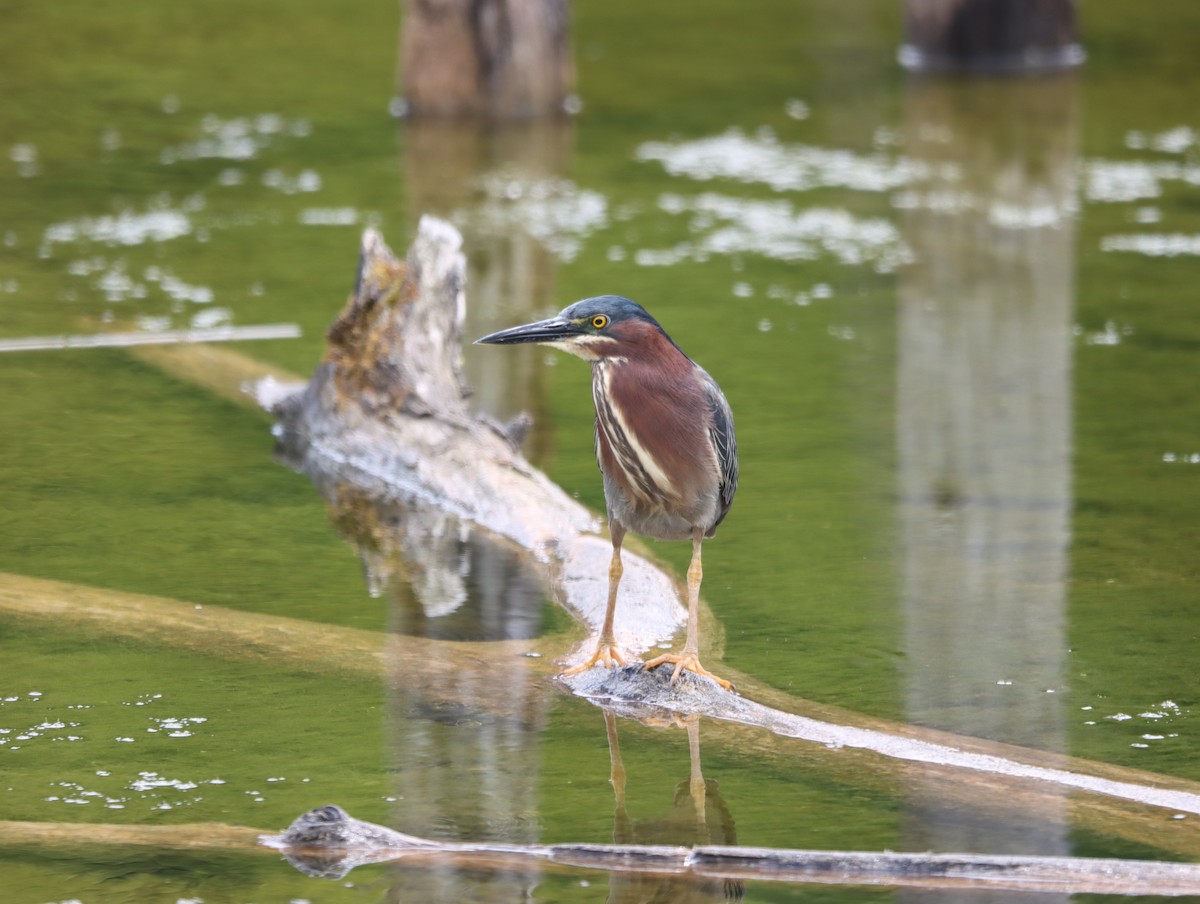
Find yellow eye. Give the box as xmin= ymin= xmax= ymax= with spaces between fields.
xmin=591 ymin=314 xmax=609 ymax=329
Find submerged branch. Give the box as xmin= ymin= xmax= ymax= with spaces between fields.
xmin=0 ymin=571 xmax=556 ymax=723
xmin=7 ymin=569 xmax=1200 ymax=859
xmin=263 ymin=804 xmax=1200 ymax=893
xmin=0 ymin=324 xmax=300 ymax=354
xmin=0 ymin=819 xmax=261 ymax=854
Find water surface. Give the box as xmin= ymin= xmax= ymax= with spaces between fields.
xmin=3 ymin=0 xmax=1200 ymax=901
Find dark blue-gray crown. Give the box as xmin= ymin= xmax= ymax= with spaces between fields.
xmin=559 ymin=295 xmax=664 ymax=332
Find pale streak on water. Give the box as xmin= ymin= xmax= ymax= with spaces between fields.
xmin=0 ymin=323 xmax=302 ymax=353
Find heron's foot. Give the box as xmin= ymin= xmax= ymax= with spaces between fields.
xmin=559 ymin=640 xmax=629 ymax=677
xmin=642 ymin=652 xmax=736 ymax=693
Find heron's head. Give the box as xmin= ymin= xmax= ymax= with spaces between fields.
xmin=475 ymin=295 xmax=669 ymax=361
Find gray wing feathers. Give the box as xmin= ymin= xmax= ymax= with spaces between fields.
xmin=699 ymin=366 xmax=738 ymax=527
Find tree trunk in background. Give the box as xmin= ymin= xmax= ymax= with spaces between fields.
xmin=899 ymin=0 xmax=1083 ymax=72
xmin=400 ymin=0 xmax=574 ymax=118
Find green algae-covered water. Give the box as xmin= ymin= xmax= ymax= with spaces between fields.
xmin=3 ymin=1 xmax=1200 ymax=901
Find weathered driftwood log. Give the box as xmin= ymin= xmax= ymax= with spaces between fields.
xmin=899 ymin=0 xmax=1083 ymax=72
xmin=259 ymin=218 xmax=687 ymax=664
xmin=257 ymin=804 xmax=1200 ymax=894
xmin=399 ymin=0 xmax=574 ymax=118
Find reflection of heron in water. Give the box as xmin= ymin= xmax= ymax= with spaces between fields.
xmin=602 ymin=710 xmax=743 ymax=903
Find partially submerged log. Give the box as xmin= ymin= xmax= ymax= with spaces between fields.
xmin=0 ymin=570 xmax=556 ymax=724
xmin=7 ymin=806 xmax=1200 ymax=895
xmin=259 ymin=804 xmax=1200 ymax=894
xmin=0 ymin=818 xmax=260 ymax=854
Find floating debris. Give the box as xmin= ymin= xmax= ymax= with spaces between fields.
xmin=0 ymin=323 xmax=301 ymax=353
xmin=1085 ymin=159 xmax=1200 ymax=204
xmin=1100 ymin=233 xmax=1200 ymax=256
xmin=1126 ymin=126 xmax=1199 ymax=154
xmin=159 ymin=113 xmax=311 ymax=164
xmin=262 ymin=167 xmax=322 ymax=194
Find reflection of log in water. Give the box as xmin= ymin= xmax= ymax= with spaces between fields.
xmin=897 ymin=73 xmax=1079 ymax=878
xmin=363 ymin=496 xmax=551 ymax=904
xmin=316 ymin=479 xmax=550 ymax=640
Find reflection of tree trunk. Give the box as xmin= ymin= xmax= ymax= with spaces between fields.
xmin=899 ymin=0 xmax=1083 ymax=72
xmin=384 ymin=596 xmax=548 ymax=902
xmin=897 ymin=73 xmax=1079 ymax=884
xmin=399 ymin=0 xmax=574 ymax=119
xmin=381 ymin=102 xmax=580 ymax=899
xmin=386 ymin=116 xmax=576 ymax=902
xmin=403 ymin=117 xmax=574 ymax=442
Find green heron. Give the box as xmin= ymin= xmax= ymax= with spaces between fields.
xmin=476 ymin=295 xmax=738 ymax=691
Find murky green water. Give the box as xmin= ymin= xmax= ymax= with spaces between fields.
xmin=3 ymin=0 xmax=1200 ymax=901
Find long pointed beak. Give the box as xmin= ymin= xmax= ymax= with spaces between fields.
xmin=474 ymin=316 xmax=579 ymax=346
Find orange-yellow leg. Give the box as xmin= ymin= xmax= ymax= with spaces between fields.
xmin=561 ymin=521 xmax=630 ymax=677
xmin=643 ymin=529 xmax=736 ymax=693
xmin=603 ymin=710 xmax=627 ymax=812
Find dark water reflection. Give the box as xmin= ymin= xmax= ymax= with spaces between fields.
xmin=897 ymin=73 xmax=1078 ymax=885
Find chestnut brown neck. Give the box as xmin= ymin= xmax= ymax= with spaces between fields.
xmin=594 ymin=318 xmax=690 ymax=365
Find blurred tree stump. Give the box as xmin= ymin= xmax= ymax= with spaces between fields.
xmin=899 ymin=0 xmax=1083 ymax=72
xmin=399 ymin=0 xmax=574 ymax=118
